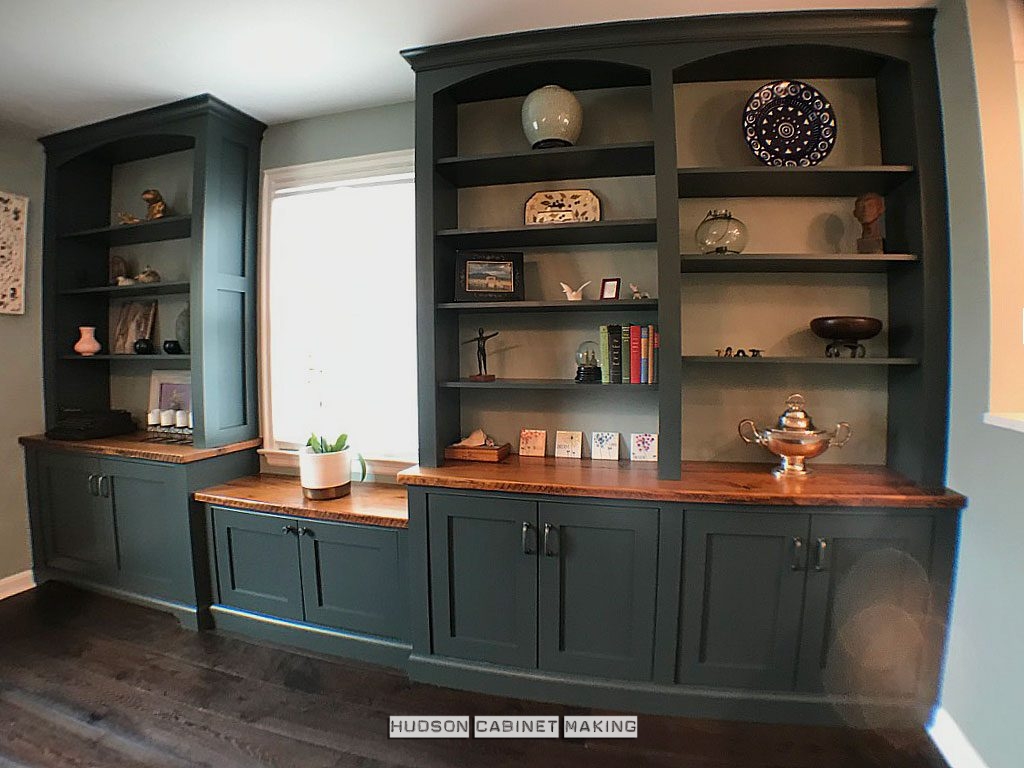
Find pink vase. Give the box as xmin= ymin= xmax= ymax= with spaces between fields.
xmin=73 ymin=326 xmax=101 ymax=356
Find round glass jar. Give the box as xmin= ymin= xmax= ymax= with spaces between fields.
xmin=695 ymin=209 xmax=749 ymax=254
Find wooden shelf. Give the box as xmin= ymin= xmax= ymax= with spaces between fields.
xmin=676 ymin=166 xmax=915 ymax=198
xmin=437 ymin=299 xmax=658 ymax=313
xmin=60 ymin=215 xmax=192 ymax=246
xmin=61 ymin=354 xmax=191 ymax=364
xmin=436 ymin=219 xmax=657 ymax=248
xmin=680 ymin=253 xmax=918 ymax=273
xmin=58 ymin=281 xmax=191 ymax=298
xmin=682 ymin=356 xmax=918 ymax=366
xmin=440 ymin=378 xmax=659 ymax=390
xmin=436 ymin=142 xmax=656 ymax=187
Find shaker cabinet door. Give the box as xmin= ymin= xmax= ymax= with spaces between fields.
xmin=537 ymin=502 xmax=658 ymax=681
xmin=796 ymin=514 xmax=935 ymax=697
xmin=37 ymin=452 xmax=117 ymax=583
xmin=678 ymin=510 xmax=810 ymax=690
xmin=299 ymin=520 xmax=406 ymax=639
xmin=428 ymin=494 xmax=537 ymax=668
xmin=213 ymin=507 xmax=304 ymax=621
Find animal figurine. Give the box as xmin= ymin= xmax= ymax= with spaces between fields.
xmin=630 ymin=283 xmax=650 ymax=300
xmin=560 ymin=281 xmax=591 ymax=301
xmin=142 ymin=189 xmax=168 ymax=220
xmin=116 ymin=212 xmax=141 ymax=225
xmin=135 ymin=266 xmax=161 ymax=284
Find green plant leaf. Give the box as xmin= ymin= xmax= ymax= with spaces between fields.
xmin=320 ymin=435 xmax=328 ymax=454
xmin=307 ymin=433 xmax=322 ymax=453
xmin=356 ymin=452 xmax=368 ymax=481
xmin=333 ymin=433 xmax=348 ymax=452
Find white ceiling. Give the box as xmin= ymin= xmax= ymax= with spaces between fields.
xmin=0 ymin=0 xmax=933 ymax=137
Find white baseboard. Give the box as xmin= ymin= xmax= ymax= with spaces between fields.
xmin=0 ymin=570 xmax=35 ymax=600
xmin=929 ymin=708 xmax=990 ymax=768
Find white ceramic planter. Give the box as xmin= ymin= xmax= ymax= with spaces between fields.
xmin=299 ymin=447 xmax=352 ymax=500
xmin=521 ymin=85 xmax=583 ymax=149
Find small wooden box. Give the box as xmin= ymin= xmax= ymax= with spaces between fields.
xmin=444 ymin=442 xmax=511 ymax=462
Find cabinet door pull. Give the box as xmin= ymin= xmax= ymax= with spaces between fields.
xmin=543 ymin=523 xmax=560 ymax=557
xmin=87 ymin=474 xmax=99 ymax=497
xmin=521 ymin=522 xmax=537 ymax=555
xmin=282 ymin=525 xmax=298 ymax=535
xmin=791 ymin=537 xmax=806 ymax=571
xmin=98 ymin=475 xmax=110 ymax=498
xmin=300 ymin=527 xmax=315 ymax=537
xmin=814 ymin=538 xmax=829 ymax=571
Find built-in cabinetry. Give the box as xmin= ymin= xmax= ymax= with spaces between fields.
xmin=405 ymin=10 xmax=949 ymax=485
xmin=22 ymin=438 xmax=259 ymax=627
xmin=39 ymin=94 xmax=265 ymax=448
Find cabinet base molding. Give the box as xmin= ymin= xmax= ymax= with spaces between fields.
xmin=0 ymin=570 xmax=35 ymax=600
xmin=210 ymin=605 xmax=411 ymax=668
xmin=406 ymin=654 xmax=931 ymax=727
xmin=35 ymin=572 xmax=202 ymax=629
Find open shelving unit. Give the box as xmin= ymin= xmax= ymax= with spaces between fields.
xmin=40 ymin=95 xmax=265 ymax=448
xmin=406 ymin=10 xmax=950 ymax=485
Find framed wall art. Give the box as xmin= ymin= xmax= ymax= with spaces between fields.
xmin=0 ymin=190 xmax=28 ymax=315
xmin=455 ymin=251 xmax=525 ymax=302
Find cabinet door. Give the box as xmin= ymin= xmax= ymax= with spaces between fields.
xmin=428 ymin=494 xmax=537 ymax=668
xmin=103 ymin=459 xmax=194 ymax=602
xmin=37 ymin=452 xmax=117 ymax=582
xmin=298 ymin=520 xmax=406 ymax=638
xmin=537 ymin=502 xmax=658 ymax=680
xmin=678 ymin=510 xmax=809 ymax=690
xmin=797 ymin=514 xmax=934 ymax=696
xmin=213 ymin=507 xmax=304 ymax=620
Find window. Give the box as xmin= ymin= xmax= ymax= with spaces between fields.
xmin=259 ymin=150 xmax=417 ymax=466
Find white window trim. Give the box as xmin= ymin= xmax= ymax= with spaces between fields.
xmin=257 ymin=149 xmax=416 ymax=473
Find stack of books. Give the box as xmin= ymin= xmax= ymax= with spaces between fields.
xmin=598 ymin=324 xmax=659 ymax=384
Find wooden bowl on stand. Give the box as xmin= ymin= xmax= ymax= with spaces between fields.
xmin=810 ymin=316 xmax=882 ymax=358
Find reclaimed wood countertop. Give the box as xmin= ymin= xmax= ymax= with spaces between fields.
xmin=398 ymin=458 xmax=966 ymax=509
xmin=19 ymin=433 xmax=262 ymax=465
xmin=195 ymin=474 xmax=408 ymax=529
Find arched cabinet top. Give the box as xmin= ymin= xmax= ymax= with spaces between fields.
xmin=672 ymin=44 xmax=905 ymax=84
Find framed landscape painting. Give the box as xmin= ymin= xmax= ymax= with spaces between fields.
xmin=454 ymin=251 xmax=525 ymax=302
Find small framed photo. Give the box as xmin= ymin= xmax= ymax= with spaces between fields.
xmin=519 ymin=429 xmax=546 ymax=457
xmin=600 ymin=278 xmax=621 ymax=300
xmin=591 ymin=431 xmax=619 ymax=461
xmin=149 ymin=370 xmax=192 ymax=413
xmin=630 ymin=433 xmax=658 ymax=462
xmin=554 ymin=430 xmax=583 ymax=459
xmin=455 ymin=251 xmax=525 ymax=302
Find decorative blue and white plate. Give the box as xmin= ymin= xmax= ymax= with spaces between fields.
xmin=743 ymin=80 xmax=837 ymax=167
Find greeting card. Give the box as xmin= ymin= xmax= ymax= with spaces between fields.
xmin=519 ymin=429 xmax=547 ymax=457
xmin=630 ymin=432 xmax=658 ymax=462
xmin=591 ymin=431 xmax=619 ymax=461
xmin=554 ymin=430 xmax=583 ymax=459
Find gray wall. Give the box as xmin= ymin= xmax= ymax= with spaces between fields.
xmin=0 ymin=132 xmax=45 ymax=580
xmin=935 ymin=1 xmax=1024 ymax=766
xmin=261 ymin=101 xmax=414 ymax=170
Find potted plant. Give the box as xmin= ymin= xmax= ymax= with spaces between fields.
xmin=299 ymin=433 xmax=367 ymax=500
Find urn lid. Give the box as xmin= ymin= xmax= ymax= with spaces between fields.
xmin=775 ymin=393 xmax=817 ymax=431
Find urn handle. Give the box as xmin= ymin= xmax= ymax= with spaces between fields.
xmin=738 ymin=419 xmax=763 ymax=445
xmin=830 ymin=422 xmax=852 ymax=448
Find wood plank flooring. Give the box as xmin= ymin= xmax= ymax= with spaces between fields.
xmin=0 ymin=583 xmax=948 ymax=768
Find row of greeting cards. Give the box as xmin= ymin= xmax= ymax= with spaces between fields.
xmin=518 ymin=429 xmax=658 ymax=462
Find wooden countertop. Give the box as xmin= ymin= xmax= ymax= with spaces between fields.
xmin=398 ymin=458 xmax=966 ymax=509
xmin=19 ymin=433 xmax=262 ymax=465
xmin=194 ymin=475 xmax=408 ymax=529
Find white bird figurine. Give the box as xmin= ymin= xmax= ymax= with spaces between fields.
xmin=560 ymin=281 xmax=591 ymax=301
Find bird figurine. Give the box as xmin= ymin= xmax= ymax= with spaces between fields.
xmin=630 ymin=283 xmax=651 ymax=299
xmin=560 ymin=281 xmax=591 ymax=301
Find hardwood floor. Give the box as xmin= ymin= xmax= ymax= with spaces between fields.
xmin=0 ymin=583 xmax=947 ymax=768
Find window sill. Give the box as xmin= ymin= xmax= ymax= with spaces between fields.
xmin=258 ymin=448 xmax=414 ymax=484
xmin=983 ymin=412 xmax=1024 ymax=434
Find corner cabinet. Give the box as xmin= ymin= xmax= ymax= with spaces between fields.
xmin=427 ymin=493 xmax=659 ymax=681
xmin=39 ymin=94 xmax=265 ymax=448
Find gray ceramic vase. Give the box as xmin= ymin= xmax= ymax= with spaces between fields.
xmin=176 ymin=303 xmax=190 ymax=353
xmin=521 ymin=85 xmax=583 ymax=149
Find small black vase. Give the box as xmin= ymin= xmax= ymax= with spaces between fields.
xmin=133 ymin=338 xmax=155 ymax=355
xmin=162 ymin=340 xmax=184 ymax=355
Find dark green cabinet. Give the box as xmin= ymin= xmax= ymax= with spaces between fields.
xmin=678 ymin=509 xmax=935 ymax=696
xmin=538 ymin=502 xmax=658 ymax=680
xmin=36 ymin=452 xmax=117 ymax=581
xmin=427 ymin=495 xmax=537 ymax=667
xmin=212 ymin=507 xmax=406 ymax=639
xmin=678 ymin=511 xmax=808 ymax=690
xmin=214 ymin=507 xmax=305 ymax=620
xmin=427 ymin=493 xmax=659 ymax=681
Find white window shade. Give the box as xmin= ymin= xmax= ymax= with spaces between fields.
xmin=262 ymin=152 xmax=417 ymax=462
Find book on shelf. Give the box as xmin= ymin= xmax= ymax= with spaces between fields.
xmin=640 ymin=326 xmax=650 ymax=384
xmin=599 ymin=325 xmax=610 ymax=384
xmin=652 ymin=329 xmax=660 ymax=384
xmin=629 ymin=325 xmax=641 ymax=384
xmin=621 ymin=325 xmax=630 ymax=384
xmin=608 ymin=324 xmax=622 ymax=383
